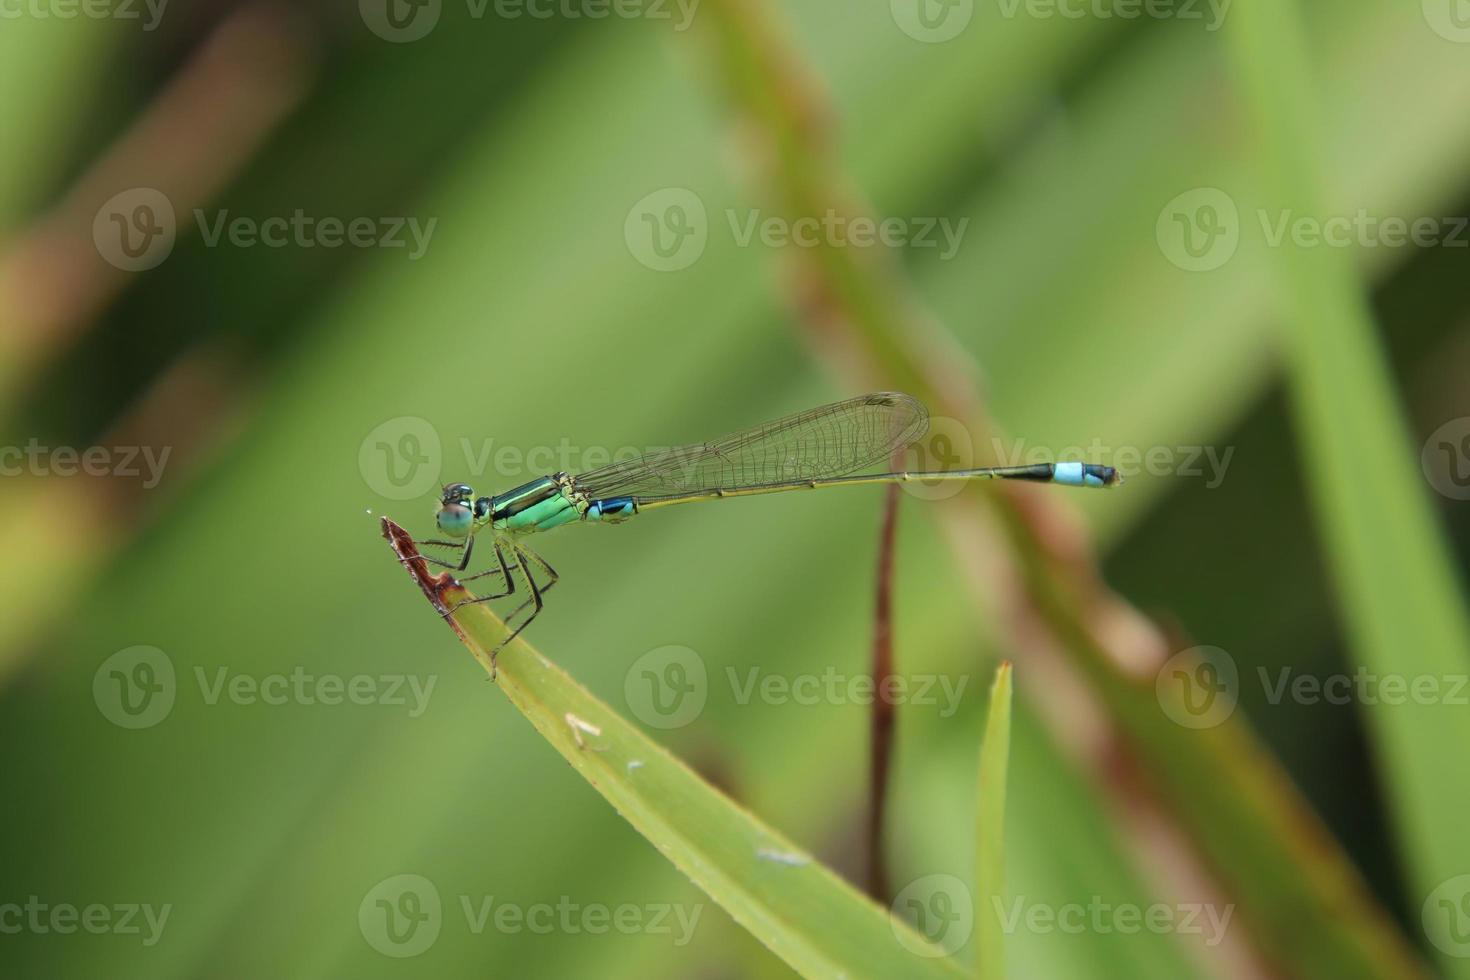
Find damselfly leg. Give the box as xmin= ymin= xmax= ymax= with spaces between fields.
xmin=401 ymin=536 xmax=474 ymax=572
xmin=445 ymin=540 xmax=558 ymax=677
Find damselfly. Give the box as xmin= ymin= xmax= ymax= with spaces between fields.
xmin=408 ymin=392 xmax=1118 ymax=666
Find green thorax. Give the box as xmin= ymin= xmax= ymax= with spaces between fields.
xmin=486 ymin=475 xmax=581 ymax=534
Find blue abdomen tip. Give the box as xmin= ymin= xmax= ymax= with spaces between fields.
xmin=1053 ymin=461 xmax=1086 ymax=486
xmin=1054 ymin=462 xmax=1119 ymax=488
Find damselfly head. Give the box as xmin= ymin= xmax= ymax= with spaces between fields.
xmin=435 ymin=483 xmax=476 ymax=538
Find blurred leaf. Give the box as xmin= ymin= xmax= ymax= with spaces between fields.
xmin=1227 ymin=3 xmax=1470 ymax=975
xmin=0 ymin=19 xmax=116 ymax=225
xmin=974 ymin=662 xmax=1011 ymax=980
xmin=689 ymin=0 xmax=1431 ymax=975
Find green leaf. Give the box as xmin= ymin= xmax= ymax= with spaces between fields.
xmin=1226 ymin=4 xmax=1470 ymax=976
xmin=975 ymin=663 xmax=1012 ymax=980
xmin=382 ymin=518 xmax=966 ymax=980
xmin=690 ymin=0 xmax=1432 ymax=976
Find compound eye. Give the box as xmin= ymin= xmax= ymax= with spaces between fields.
xmin=443 ymin=483 xmax=473 ymax=502
xmin=436 ymin=503 xmax=473 ymax=538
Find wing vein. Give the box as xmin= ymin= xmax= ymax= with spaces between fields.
xmin=571 ymin=392 xmax=929 ymax=502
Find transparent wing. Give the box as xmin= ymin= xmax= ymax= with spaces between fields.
xmin=571 ymin=392 xmax=929 ymax=502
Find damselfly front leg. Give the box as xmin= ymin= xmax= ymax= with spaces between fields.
xmin=401 ymin=535 xmax=475 ymax=572
xmin=446 ymin=542 xmax=558 ymax=678
xmin=458 ymin=536 xmax=515 ymax=591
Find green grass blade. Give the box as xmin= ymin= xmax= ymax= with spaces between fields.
xmin=382 ymin=518 xmax=966 ymax=980
xmin=1226 ymin=6 xmax=1470 ymax=974
xmin=975 ymin=663 xmax=1012 ymax=980
xmin=689 ymin=1 xmax=1429 ymax=975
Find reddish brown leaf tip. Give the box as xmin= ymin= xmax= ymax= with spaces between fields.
xmin=380 ymin=516 xmax=464 ymax=637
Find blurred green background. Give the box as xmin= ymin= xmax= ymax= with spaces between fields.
xmin=3 ymin=0 xmax=1470 ymax=977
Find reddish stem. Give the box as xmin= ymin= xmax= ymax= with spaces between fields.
xmin=866 ymin=483 xmax=900 ymax=902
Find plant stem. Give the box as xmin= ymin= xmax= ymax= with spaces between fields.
xmin=866 ymin=483 xmax=900 ymax=903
